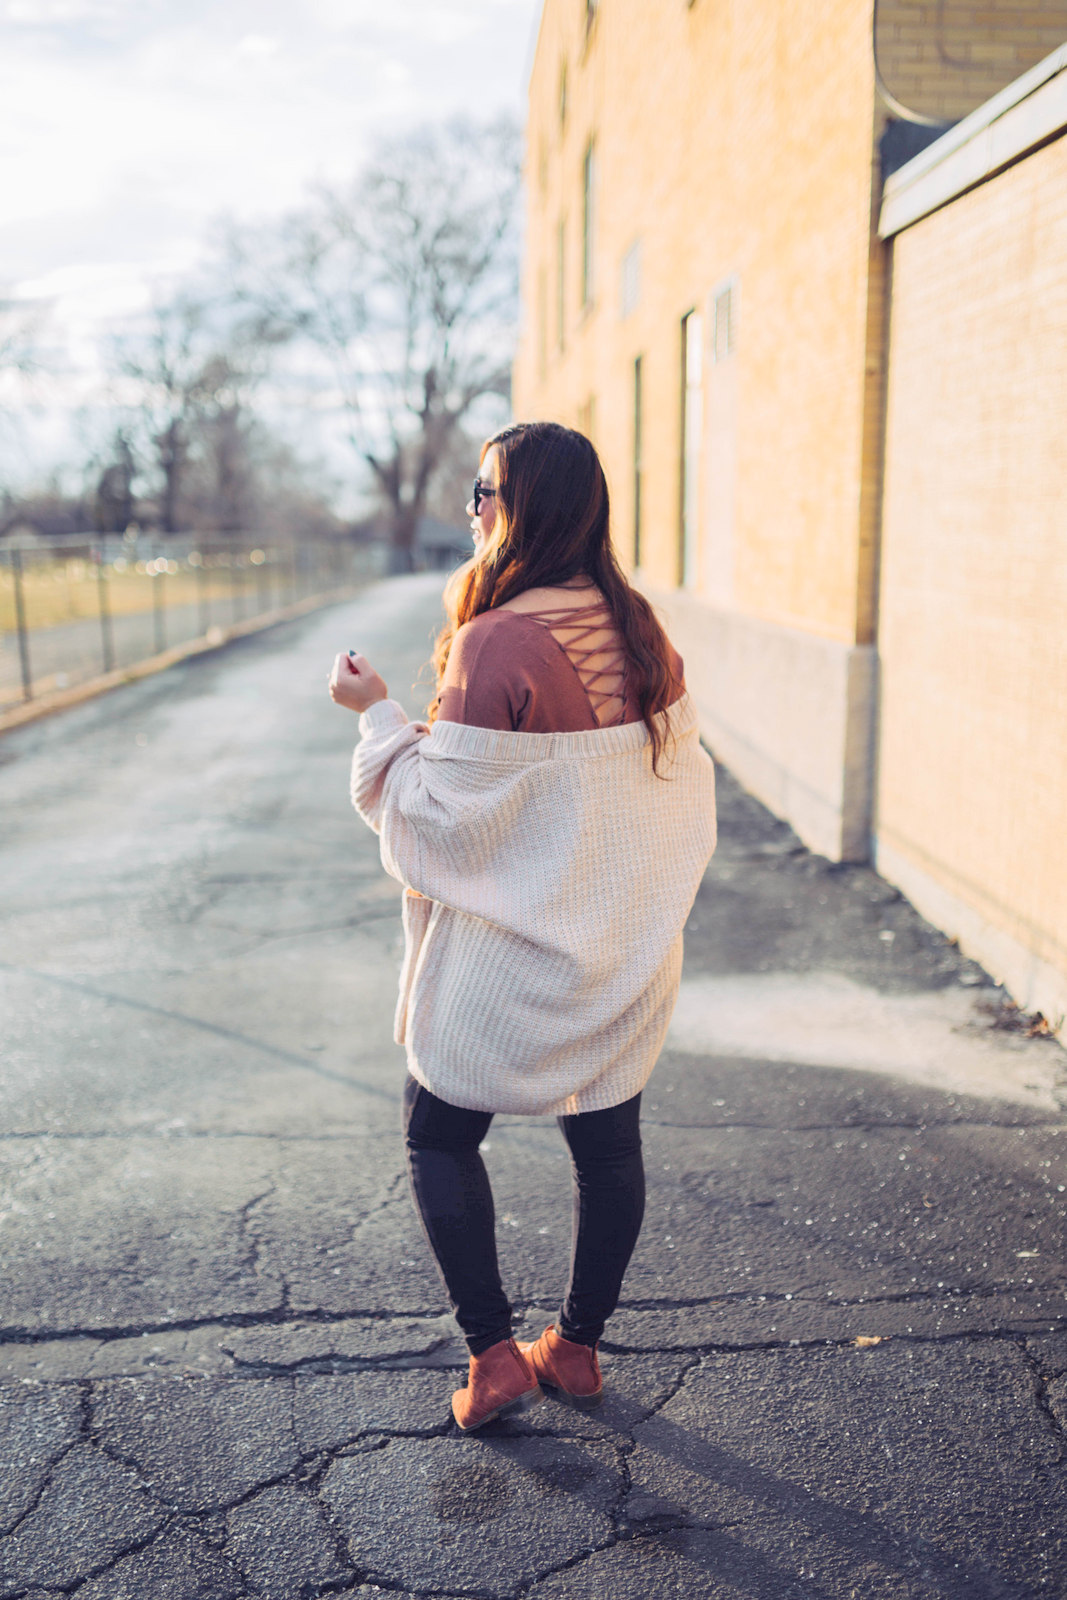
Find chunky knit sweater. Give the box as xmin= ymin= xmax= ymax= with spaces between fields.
xmin=350 ymin=695 xmax=717 ymax=1115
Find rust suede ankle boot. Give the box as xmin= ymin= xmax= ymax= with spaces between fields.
xmin=517 ymin=1325 xmax=604 ymax=1409
xmin=451 ymin=1337 xmax=543 ymax=1431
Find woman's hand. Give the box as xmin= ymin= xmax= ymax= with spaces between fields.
xmin=329 ymin=651 xmax=388 ymax=713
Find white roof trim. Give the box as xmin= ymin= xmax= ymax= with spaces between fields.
xmin=879 ymin=41 xmax=1067 ymax=238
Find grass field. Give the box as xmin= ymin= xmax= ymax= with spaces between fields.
xmin=0 ymin=560 xmax=278 ymax=633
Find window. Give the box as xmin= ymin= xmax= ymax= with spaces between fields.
xmin=620 ymin=239 xmax=641 ymax=319
xmin=581 ymin=0 xmax=599 ymax=62
xmin=581 ymin=140 xmax=597 ymax=309
xmin=578 ymin=394 xmax=597 ymax=441
xmin=633 ymin=355 xmax=644 ymax=568
xmin=556 ymin=218 xmax=566 ymax=351
xmin=679 ymin=310 xmax=703 ymax=587
xmin=713 ymin=283 xmax=736 ymax=362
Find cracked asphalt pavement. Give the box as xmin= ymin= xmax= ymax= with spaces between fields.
xmin=1 ymin=573 xmax=1066 ymax=1599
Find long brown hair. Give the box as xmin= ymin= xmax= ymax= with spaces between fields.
xmin=429 ymin=421 xmax=681 ymax=772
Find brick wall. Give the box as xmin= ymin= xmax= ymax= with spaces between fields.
xmin=877 ymin=0 xmax=1067 ymax=121
xmin=876 ymin=131 xmax=1067 ymax=1021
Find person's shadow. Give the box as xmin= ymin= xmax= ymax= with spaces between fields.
xmin=472 ymin=1390 xmax=1031 ymax=1600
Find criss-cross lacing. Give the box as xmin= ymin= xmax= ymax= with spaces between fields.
xmin=521 ymin=602 xmax=628 ymax=726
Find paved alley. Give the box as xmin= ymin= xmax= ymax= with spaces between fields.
xmin=1 ymin=575 xmax=1064 ymax=1599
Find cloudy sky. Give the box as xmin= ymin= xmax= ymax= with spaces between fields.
xmin=1 ymin=0 xmax=541 ymax=487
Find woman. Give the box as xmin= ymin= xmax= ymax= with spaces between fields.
xmin=329 ymin=421 xmax=716 ymax=1430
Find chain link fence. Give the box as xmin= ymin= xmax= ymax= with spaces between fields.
xmin=0 ymin=532 xmax=385 ymax=711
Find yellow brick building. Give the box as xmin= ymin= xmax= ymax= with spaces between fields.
xmin=513 ymin=1 xmax=1067 ymax=1025
xmin=876 ymin=50 xmax=1067 ymax=1028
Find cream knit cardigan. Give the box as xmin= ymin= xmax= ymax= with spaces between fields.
xmin=350 ymin=694 xmax=716 ymax=1116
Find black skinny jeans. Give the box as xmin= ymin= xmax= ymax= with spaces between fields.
xmin=403 ymin=1075 xmax=645 ymax=1356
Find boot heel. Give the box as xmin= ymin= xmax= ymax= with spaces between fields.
xmin=569 ymin=1388 xmax=604 ymax=1411
xmin=541 ymin=1379 xmax=604 ymax=1411
xmin=498 ymin=1385 xmax=544 ymax=1419
xmin=517 ymin=1327 xmax=605 ymax=1410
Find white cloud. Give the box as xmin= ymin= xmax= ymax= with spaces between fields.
xmin=14 ymin=260 xmax=152 ymax=306
xmin=0 ymin=0 xmax=539 ymax=487
xmin=5 ymin=1 xmax=124 ymax=21
xmin=1 ymin=2 xmax=534 ymax=237
xmin=237 ymin=32 xmax=280 ymax=55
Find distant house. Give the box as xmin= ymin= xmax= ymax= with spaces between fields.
xmin=414 ymin=516 xmax=471 ymax=572
xmin=0 ymin=522 xmax=43 ymax=550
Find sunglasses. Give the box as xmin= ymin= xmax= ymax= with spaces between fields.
xmin=472 ymin=479 xmax=498 ymax=516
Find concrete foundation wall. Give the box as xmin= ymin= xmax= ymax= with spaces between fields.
xmin=647 ymin=588 xmax=877 ymax=864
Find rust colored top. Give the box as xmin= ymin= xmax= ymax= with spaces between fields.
xmin=436 ymin=595 xmax=685 ymax=733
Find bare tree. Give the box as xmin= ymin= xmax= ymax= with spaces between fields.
xmin=112 ymin=293 xmax=287 ymax=532
xmin=0 ymin=291 xmax=48 ymax=467
xmin=92 ymin=429 xmax=136 ymax=533
xmin=228 ymin=115 xmax=520 ymax=567
xmin=0 ymin=292 xmax=43 ymax=381
xmin=181 ymin=406 xmax=295 ymax=536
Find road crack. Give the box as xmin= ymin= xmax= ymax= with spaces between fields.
xmin=235 ymin=1186 xmax=276 ymax=1283
xmin=1019 ymin=1340 xmax=1067 ymax=1458
xmin=0 ymin=1305 xmax=450 ymax=1350
xmin=604 ymin=1324 xmax=1067 ymax=1358
xmin=641 ymin=1117 xmax=1066 ymax=1132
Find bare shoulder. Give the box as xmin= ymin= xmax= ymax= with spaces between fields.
xmin=496 ymin=582 xmax=603 ymax=615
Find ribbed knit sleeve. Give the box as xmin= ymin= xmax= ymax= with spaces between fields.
xmin=349 ymin=699 xmax=433 ymax=892
xmin=350 ymin=700 xmax=424 ymax=831
xmin=350 ymin=697 xmax=532 ymax=899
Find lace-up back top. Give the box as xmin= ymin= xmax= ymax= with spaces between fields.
xmin=436 ymin=585 xmax=685 ymax=734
